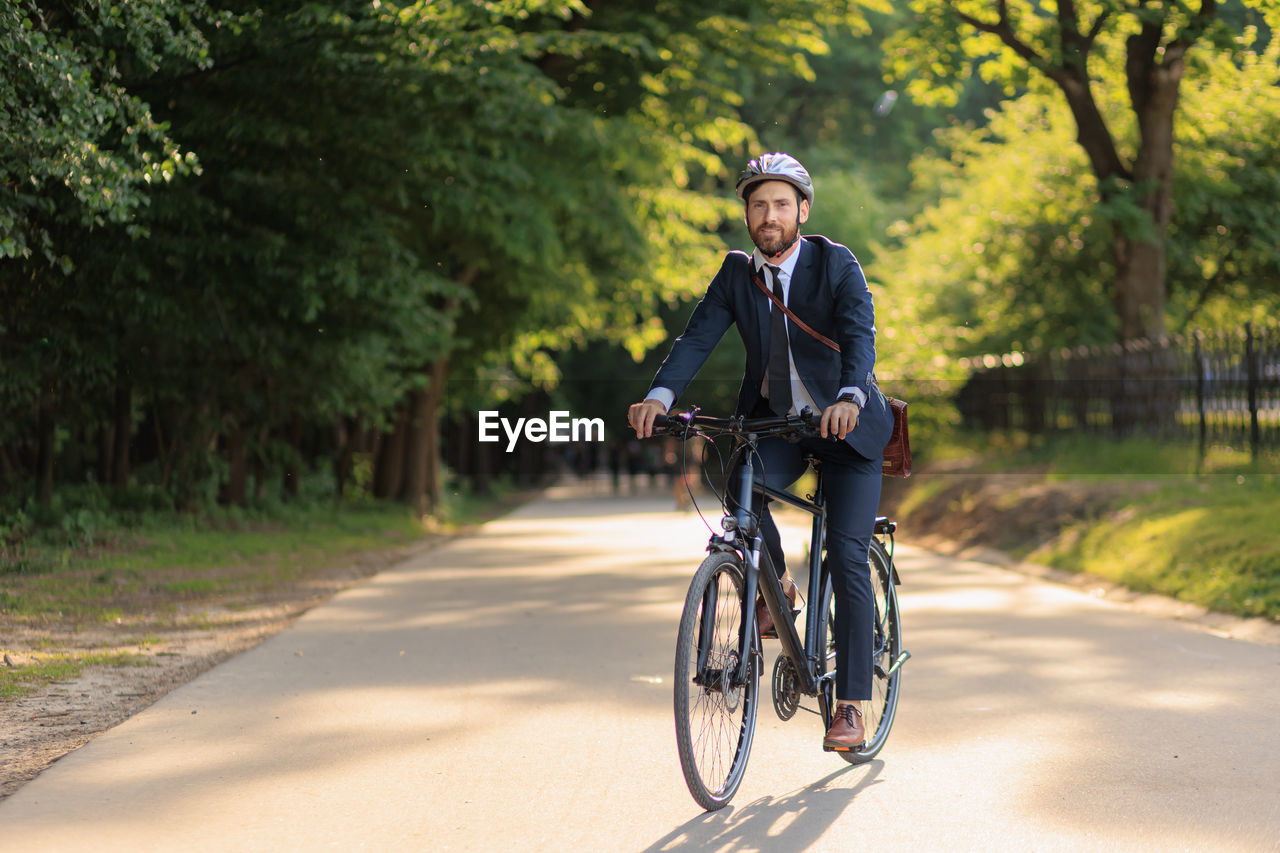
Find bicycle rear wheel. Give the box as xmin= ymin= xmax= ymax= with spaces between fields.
xmin=673 ymin=551 xmax=759 ymax=811
xmin=819 ymin=537 xmax=902 ymax=764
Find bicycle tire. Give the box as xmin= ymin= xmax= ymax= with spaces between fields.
xmin=673 ymin=551 xmax=759 ymax=811
xmin=818 ymin=537 xmax=902 ymax=764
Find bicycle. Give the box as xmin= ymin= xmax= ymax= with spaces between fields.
xmin=650 ymin=408 xmax=909 ymax=811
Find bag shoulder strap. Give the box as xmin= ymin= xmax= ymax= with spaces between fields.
xmin=751 ymin=270 xmax=840 ymax=353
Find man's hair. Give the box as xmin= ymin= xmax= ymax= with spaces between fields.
xmin=742 ymin=179 xmax=807 ymax=208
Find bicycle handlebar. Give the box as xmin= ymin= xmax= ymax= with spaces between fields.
xmin=651 ymin=408 xmax=822 ymax=441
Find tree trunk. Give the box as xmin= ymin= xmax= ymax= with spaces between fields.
xmin=1115 ymin=65 xmax=1181 ymax=340
xmin=220 ymin=419 xmax=248 ymax=507
xmin=252 ymin=423 xmax=270 ymax=501
xmin=452 ymin=412 xmax=472 ymax=488
xmin=399 ymin=388 xmax=432 ymax=515
xmin=399 ymin=357 xmax=451 ymax=515
xmin=473 ymin=431 xmax=493 ymax=497
xmin=36 ymin=401 xmax=55 ymax=509
xmin=0 ymin=446 xmax=15 ymax=481
xmin=1042 ymin=10 xmax=1203 ymax=344
xmin=111 ymin=378 xmax=132 ymax=486
xmin=98 ymin=423 xmax=115 ymax=485
xmin=388 ymin=272 xmax=469 ymax=511
xmin=1058 ymin=68 xmax=1174 ymax=342
xmin=1112 ymin=227 xmax=1168 ymax=342
xmin=154 ymin=406 xmax=176 ymax=494
xmin=373 ymin=403 xmax=410 ymax=499
xmin=284 ymin=416 xmax=302 ymax=499
xmin=422 ymin=358 xmax=450 ymax=514
xmin=332 ymin=417 xmax=353 ymax=502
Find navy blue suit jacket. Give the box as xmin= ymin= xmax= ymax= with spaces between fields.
xmin=651 ymin=235 xmax=893 ymax=461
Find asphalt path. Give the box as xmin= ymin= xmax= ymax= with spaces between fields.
xmin=2 ymin=482 xmax=1278 ymax=851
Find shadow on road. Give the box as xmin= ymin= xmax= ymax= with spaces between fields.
xmin=642 ymin=762 xmax=883 ymax=852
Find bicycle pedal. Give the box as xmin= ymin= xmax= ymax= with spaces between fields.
xmin=822 ymin=741 xmax=865 ymax=753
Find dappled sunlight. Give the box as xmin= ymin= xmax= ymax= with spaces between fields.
xmin=8 ymin=681 xmax=694 ymax=844
xmin=907 ymin=584 xmax=1032 ymax=612
xmin=5 ymin=495 xmax=1277 ymax=851
xmin=1126 ymin=689 xmax=1228 ymax=712
xmin=887 ymin=544 xmax=1280 ymax=850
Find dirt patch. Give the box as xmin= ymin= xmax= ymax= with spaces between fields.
xmin=0 ymin=542 xmax=425 ymax=801
xmin=880 ymin=464 xmax=1161 ymax=557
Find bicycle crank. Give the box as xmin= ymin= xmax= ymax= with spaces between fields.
xmin=772 ymin=654 xmax=801 ymax=721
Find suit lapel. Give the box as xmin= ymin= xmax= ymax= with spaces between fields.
xmin=751 ymin=259 xmax=771 ymax=363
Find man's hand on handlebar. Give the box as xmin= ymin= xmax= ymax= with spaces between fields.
xmin=820 ymin=400 xmax=860 ymax=441
xmin=628 ymin=398 xmax=668 ymax=439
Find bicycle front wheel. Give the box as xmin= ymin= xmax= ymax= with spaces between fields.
xmin=673 ymin=551 xmax=759 ymax=811
xmin=819 ymin=537 xmax=902 ymax=764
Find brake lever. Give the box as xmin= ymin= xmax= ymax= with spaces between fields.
xmin=796 ymin=406 xmax=822 ymax=440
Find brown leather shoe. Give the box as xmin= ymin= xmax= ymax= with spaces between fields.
xmin=823 ymin=703 xmax=866 ymax=752
xmin=757 ymin=578 xmax=799 ymax=639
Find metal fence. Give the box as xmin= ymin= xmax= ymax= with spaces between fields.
xmin=957 ymin=322 xmax=1280 ymax=459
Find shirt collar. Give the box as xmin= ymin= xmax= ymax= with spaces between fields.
xmin=753 ymin=239 xmax=803 ymax=281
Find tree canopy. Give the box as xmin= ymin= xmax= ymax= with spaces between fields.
xmin=880 ymin=11 xmax=1280 ymax=363
xmin=0 ymin=0 xmax=892 ymax=512
xmin=886 ymin=0 xmax=1280 ymax=341
xmin=3 ymin=0 xmax=1277 ymax=516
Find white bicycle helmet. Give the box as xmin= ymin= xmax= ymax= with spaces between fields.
xmin=735 ymin=153 xmax=814 ymax=204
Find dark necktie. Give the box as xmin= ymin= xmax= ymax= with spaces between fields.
xmin=766 ymin=264 xmax=792 ymax=416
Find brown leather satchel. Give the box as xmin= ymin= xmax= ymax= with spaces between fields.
xmin=751 ymin=270 xmax=912 ymax=478
xmin=881 ymin=397 xmax=912 ymax=478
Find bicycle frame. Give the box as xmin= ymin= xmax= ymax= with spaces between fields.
xmin=711 ymin=432 xmax=828 ymax=707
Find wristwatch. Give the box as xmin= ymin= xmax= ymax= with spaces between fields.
xmin=836 ymin=392 xmax=860 ymax=406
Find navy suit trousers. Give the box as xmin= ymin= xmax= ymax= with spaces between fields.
xmin=739 ymin=425 xmax=882 ymax=701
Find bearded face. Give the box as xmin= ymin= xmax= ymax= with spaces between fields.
xmin=749 ymin=212 xmax=800 ymax=257
xmin=744 ymin=181 xmax=809 ymax=258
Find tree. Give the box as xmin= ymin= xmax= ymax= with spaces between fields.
xmin=888 ymin=0 xmax=1280 ymax=341
xmin=1166 ymin=28 xmax=1280 ymax=328
xmin=0 ymin=1 xmax=214 ymax=265
xmin=4 ymin=0 xmax=915 ymax=516
xmin=1 ymin=1 xmax=218 ymax=507
xmin=880 ymin=30 xmax=1280 ymax=362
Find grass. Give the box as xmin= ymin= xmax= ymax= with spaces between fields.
xmin=924 ymin=428 xmax=1276 ymax=479
xmin=899 ymin=431 xmax=1280 ymax=621
xmin=0 ymin=489 xmax=522 ymax=622
xmin=0 ymin=481 xmax=531 ymax=701
xmin=1037 ymin=476 xmax=1280 ymax=620
xmin=0 ymin=651 xmax=150 ymax=700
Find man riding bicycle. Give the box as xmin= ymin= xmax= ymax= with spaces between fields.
xmin=628 ymin=153 xmax=893 ymax=751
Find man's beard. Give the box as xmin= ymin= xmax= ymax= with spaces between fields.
xmin=750 ymin=217 xmax=800 ymax=257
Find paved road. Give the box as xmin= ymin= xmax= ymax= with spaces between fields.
xmin=2 ymin=484 xmax=1279 ymax=851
